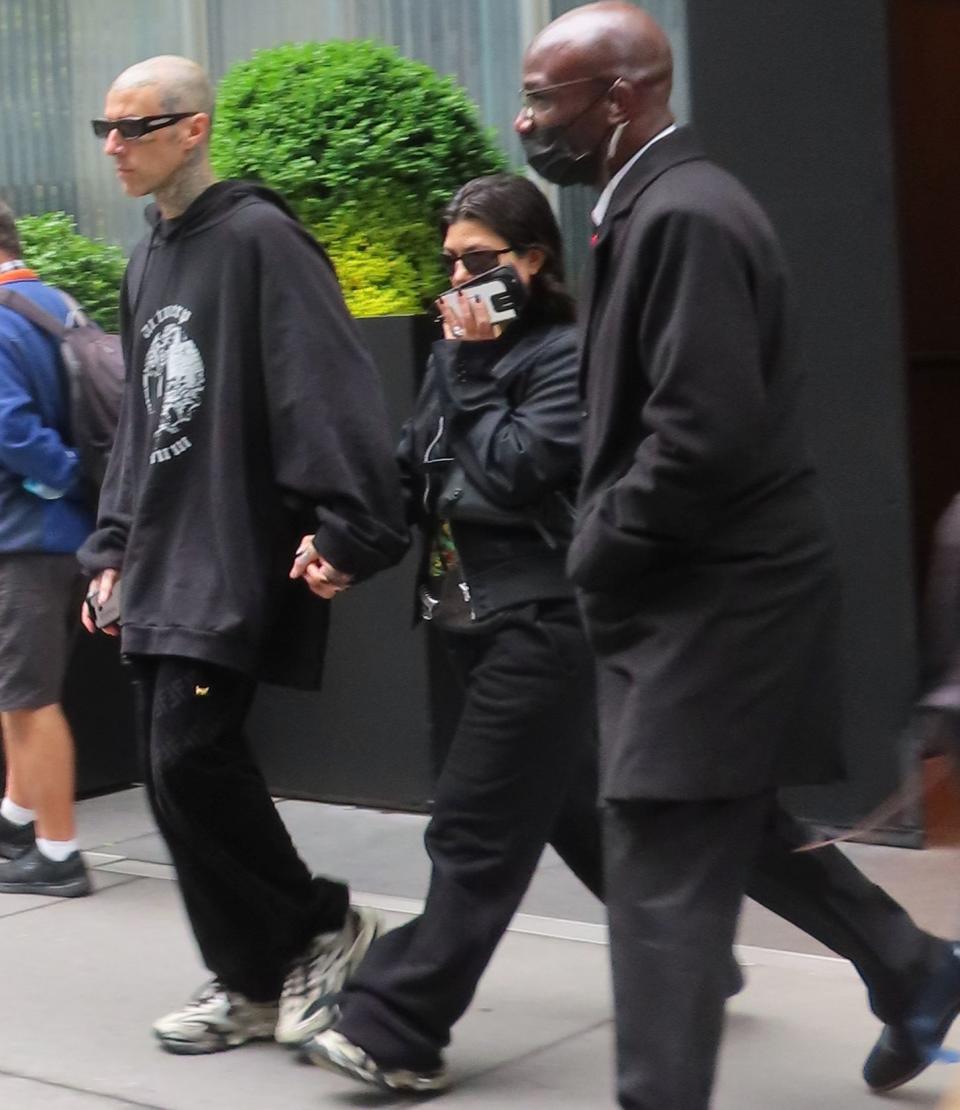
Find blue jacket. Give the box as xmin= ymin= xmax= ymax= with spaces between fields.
xmin=0 ymin=273 xmax=94 ymax=554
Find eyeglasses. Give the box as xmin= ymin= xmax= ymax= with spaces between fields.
xmin=90 ymin=113 xmax=198 ymax=140
xmin=440 ymin=247 xmax=514 ymax=278
xmin=519 ymin=76 xmax=609 ymax=110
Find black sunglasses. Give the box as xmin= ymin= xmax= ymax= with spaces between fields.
xmin=440 ymin=247 xmax=514 ymax=278
xmin=91 ymin=112 xmax=197 ymax=140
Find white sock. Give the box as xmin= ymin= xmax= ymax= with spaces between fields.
xmin=36 ymin=837 xmax=78 ymax=862
xmin=1 ymin=797 xmax=35 ymax=826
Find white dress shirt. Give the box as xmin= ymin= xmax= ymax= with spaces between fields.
xmin=591 ymin=123 xmax=678 ymax=228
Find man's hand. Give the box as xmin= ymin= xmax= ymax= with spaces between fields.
xmin=81 ymin=568 xmax=120 ymax=636
xmin=289 ymin=535 xmax=353 ymax=600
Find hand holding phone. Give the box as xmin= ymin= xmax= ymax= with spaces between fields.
xmin=82 ymin=571 xmax=121 ymax=634
xmin=437 ymin=264 xmax=526 ymax=337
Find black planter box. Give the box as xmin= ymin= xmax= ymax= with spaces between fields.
xmin=248 ymin=313 xmax=440 ymax=810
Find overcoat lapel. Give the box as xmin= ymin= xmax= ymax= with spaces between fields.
xmin=578 ymin=127 xmax=708 ymax=392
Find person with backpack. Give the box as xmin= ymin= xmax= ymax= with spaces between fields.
xmin=0 ymin=199 xmax=94 ymax=897
xmin=79 ymin=55 xmax=408 ymax=1054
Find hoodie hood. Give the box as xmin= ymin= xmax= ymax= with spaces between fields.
xmin=145 ymin=179 xmax=300 ymax=242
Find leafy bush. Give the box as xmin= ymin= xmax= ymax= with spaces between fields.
xmin=16 ymin=212 xmax=125 ymax=332
xmin=211 ymin=40 xmax=507 ymax=315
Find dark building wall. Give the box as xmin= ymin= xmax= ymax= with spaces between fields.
xmin=686 ymin=0 xmax=918 ymax=829
xmin=890 ymin=0 xmax=960 ymax=584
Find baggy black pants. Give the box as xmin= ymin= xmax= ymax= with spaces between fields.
xmin=336 ymin=600 xmax=602 ymax=1068
xmin=605 ymin=793 xmax=946 ymax=1110
xmin=129 ymin=655 xmax=349 ymax=1001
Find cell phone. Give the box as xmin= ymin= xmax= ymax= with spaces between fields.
xmin=86 ymin=582 xmax=122 ymax=630
xmin=438 ymin=264 xmax=526 ymax=325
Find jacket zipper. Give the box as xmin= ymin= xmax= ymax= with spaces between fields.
xmin=447 ymin=519 xmax=477 ymax=621
xmin=422 ymin=417 xmax=476 ymax=621
xmin=422 ymin=415 xmax=455 ymax=516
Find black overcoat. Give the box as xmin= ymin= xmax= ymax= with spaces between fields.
xmin=570 ymin=127 xmax=844 ymax=800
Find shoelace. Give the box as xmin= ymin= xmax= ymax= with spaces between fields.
xmin=186 ymin=979 xmax=229 ymax=1010
xmin=282 ymin=921 xmax=354 ymax=1000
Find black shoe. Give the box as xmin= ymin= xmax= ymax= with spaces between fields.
xmin=863 ymin=943 xmax=960 ymax=1092
xmin=0 ymin=844 xmax=90 ymax=897
xmin=0 ymin=812 xmax=35 ymax=859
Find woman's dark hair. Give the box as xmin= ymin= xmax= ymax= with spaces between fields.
xmin=441 ymin=173 xmax=575 ymax=325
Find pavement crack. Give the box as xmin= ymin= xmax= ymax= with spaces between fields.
xmin=461 ymin=1016 xmax=613 ymax=1082
xmin=0 ymin=1065 xmax=170 ymax=1108
xmin=0 ymin=873 xmax=143 ymax=918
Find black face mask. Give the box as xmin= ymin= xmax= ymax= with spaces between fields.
xmin=520 ymin=125 xmax=601 ymax=186
xmin=520 ymin=81 xmax=622 ymax=187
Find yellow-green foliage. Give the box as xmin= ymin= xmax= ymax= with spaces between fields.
xmin=325 ymin=234 xmax=423 ymax=318
xmin=314 ymin=196 xmax=447 ymax=317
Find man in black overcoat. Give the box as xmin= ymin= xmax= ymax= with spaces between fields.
xmin=517 ymin=4 xmax=960 ymax=1107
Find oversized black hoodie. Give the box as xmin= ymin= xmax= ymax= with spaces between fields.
xmin=79 ymin=181 xmax=408 ymax=686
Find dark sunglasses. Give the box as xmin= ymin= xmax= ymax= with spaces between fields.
xmin=440 ymin=247 xmax=514 ymax=278
xmin=91 ymin=112 xmax=197 ymax=140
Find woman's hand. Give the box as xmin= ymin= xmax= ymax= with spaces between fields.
xmin=289 ymin=535 xmax=352 ymax=599
xmin=437 ymin=291 xmax=501 ymax=341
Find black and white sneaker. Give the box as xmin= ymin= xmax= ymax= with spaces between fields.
xmin=275 ymin=906 xmax=384 ymax=1046
xmin=0 ymin=813 xmax=35 ymax=859
xmin=0 ymin=845 xmax=89 ymax=896
xmin=153 ymin=980 xmax=278 ymax=1054
xmin=303 ymin=1028 xmax=450 ymax=1094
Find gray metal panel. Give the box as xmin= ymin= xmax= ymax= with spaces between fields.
xmin=0 ymin=0 xmax=76 ymax=216
xmin=207 ymin=0 xmax=526 ymax=164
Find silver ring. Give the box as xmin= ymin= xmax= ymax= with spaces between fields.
xmin=452 ymin=325 xmax=464 ymax=338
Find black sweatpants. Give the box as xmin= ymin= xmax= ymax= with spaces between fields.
xmin=605 ymin=793 xmax=946 ymax=1110
xmin=130 ymin=655 xmax=349 ymax=1001
xmin=336 ymin=600 xmax=602 ymax=1068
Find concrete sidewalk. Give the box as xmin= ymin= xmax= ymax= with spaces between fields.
xmin=1 ymin=788 xmax=959 ymax=1109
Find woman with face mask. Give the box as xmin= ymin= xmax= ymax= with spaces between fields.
xmin=302 ymin=173 xmax=603 ymax=1092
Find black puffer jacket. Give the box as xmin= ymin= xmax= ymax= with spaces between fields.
xmin=397 ymin=319 xmax=581 ymax=620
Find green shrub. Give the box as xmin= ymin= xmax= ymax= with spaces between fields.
xmin=211 ymin=39 xmax=507 ymax=315
xmin=16 ymin=212 xmax=125 ymax=332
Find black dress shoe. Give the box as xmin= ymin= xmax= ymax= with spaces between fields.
xmin=0 ymin=812 xmax=35 ymax=859
xmin=863 ymin=943 xmax=960 ymax=1092
xmin=0 ymin=845 xmax=90 ymax=897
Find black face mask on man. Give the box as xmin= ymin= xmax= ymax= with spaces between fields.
xmin=520 ymin=80 xmax=627 ymax=187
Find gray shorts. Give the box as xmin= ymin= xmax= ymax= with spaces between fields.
xmin=0 ymin=553 xmax=83 ymax=712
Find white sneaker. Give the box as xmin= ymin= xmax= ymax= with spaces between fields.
xmin=303 ymin=1028 xmax=450 ymax=1094
xmin=275 ymin=906 xmax=384 ymax=1045
xmin=153 ymin=980 xmax=278 ymax=1054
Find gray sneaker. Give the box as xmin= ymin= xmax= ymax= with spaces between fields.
xmin=303 ymin=1028 xmax=450 ymax=1094
xmin=275 ymin=906 xmax=384 ymax=1046
xmin=153 ymin=980 xmax=278 ymax=1054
